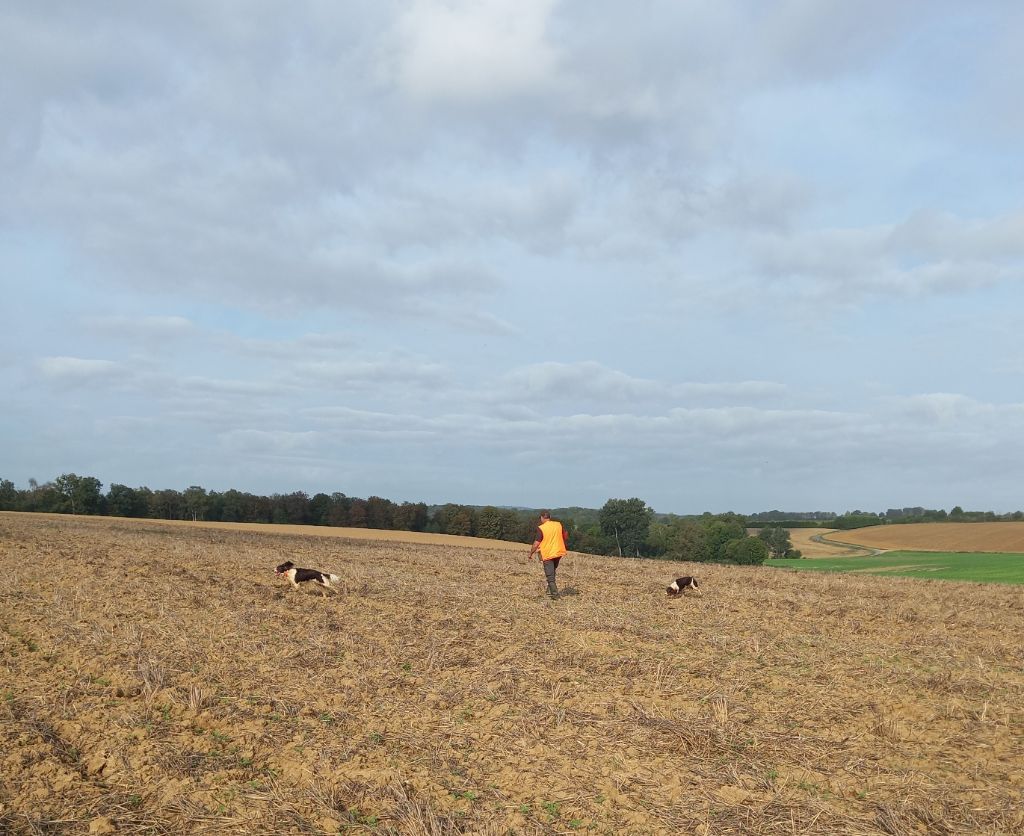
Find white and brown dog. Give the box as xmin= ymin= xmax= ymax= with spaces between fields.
xmin=275 ymin=561 xmax=341 ymax=596
xmin=666 ymin=576 xmax=701 ymax=597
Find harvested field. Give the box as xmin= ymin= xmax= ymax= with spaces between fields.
xmin=2 ymin=513 xmax=1023 ymax=835
xmin=838 ymin=522 xmax=1024 ymax=554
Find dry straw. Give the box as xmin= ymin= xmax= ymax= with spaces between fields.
xmin=1 ymin=512 xmax=1022 ymax=834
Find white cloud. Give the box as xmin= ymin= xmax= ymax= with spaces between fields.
xmin=498 ymin=362 xmax=787 ymax=406
xmin=84 ymin=315 xmax=195 ymax=341
xmin=392 ymin=0 xmax=559 ymax=103
xmin=746 ymin=208 xmax=1024 ymax=305
xmin=889 ymin=393 xmax=1024 ymax=427
xmin=37 ymin=356 xmax=119 ymax=382
xmin=220 ymin=429 xmax=321 ymax=456
xmin=295 ymin=357 xmax=449 ymax=390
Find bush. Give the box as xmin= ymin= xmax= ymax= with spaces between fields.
xmin=723 ymin=536 xmax=769 ymax=565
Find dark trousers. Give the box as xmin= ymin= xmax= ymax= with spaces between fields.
xmin=542 ymin=557 xmax=561 ymax=589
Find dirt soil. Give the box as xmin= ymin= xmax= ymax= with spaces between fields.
xmin=833 ymin=522 xmax=1024 ymax=553
xmin=2 ymin=513 xmax=1023 ymax=835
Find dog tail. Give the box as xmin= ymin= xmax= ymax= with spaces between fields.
xmin=328 ymin=573 xmax=341 ymax=584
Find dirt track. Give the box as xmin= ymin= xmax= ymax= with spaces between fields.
xmin=2 ymin=513 xmax=1023 ymax=834
xmin=765 ymin=529 xmax=878 ymax=558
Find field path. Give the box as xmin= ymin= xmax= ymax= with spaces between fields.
xmin=808 ymin=531 xmax=884 ymax=557
xmin=763 ymin=527 xmax=880 ymax=558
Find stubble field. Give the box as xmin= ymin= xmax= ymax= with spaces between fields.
xmin=836 ymin=523 xmax=1024 ymax=554
xmin=2 ymin=513 xmax=1023 ymax=835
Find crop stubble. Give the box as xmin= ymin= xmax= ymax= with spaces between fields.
xmin=837 ymin=522 xmax=1024 ymax=554
xmin=1 ymin=513 xmax=1022 ymax=834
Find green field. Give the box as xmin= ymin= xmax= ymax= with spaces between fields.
xmin=765 ymin=551 xmax=1024 ymax=585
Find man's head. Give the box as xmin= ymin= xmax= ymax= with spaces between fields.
xmin=539 ymin=510 xmax=551 ymax=521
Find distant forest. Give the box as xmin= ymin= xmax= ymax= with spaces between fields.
xmin=2 ymin=474 xmax=1021 ymax=564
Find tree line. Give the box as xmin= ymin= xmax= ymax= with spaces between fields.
xmin=5 ymin=475 xmax=1016 ymax=565
xmin=748 ymin=506 xmax=1024 ymax=528
xmin=574 ymin=498 xmax=776 ymax=565
xmin=0 ymin=475 xmax=541 ymax=543
xmin=0 ymin=476 xmax=779 ymax=565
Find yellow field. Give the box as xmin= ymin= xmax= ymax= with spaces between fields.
xmin=835 ymin=522 xmax=1024 ymax=553
xmin=2 ymin=513 xmax=1023 ymax=834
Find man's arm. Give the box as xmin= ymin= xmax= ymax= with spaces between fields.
xmin=527 ymin=527 xmax=542 ymax=559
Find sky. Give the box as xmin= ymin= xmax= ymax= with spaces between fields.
xmin=2 ymin=1 xmax=1024 ymax=515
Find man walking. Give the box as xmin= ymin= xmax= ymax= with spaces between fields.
xmin=528 ymin=511 xmax=568 ymax=598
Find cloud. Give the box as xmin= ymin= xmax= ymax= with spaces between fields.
xmin=5 ymin=2 xmax=1024 ymax=514
xmin=83 ymin=315 xmax=195 ymax=341
xmin=743 ymin=0 xmax=932 ymax=81
xmin=497 ymin=362 xmax=787 ymax=406
xmin=746 ymin=208 xmax=1024 ymax=305
xmin=220 ymin=429 xmax=322 ymax=456
xmin=336 ymin=169 xmax=582 ymax=255
xmin=177 ymin=377 xmax=283 ymax=397
xmin=888 ymin=393 xmax=1024 ymax=427
xmin=888 ymin=209 xmax=1024 ymax=263
xmin=37 ymin=356 xmax=120 ymax=383
xmin=294 ymin=357 xmax=450 ymax=390
xmin=6 ymin=1 xmax=1013 ymax=328
xmin=392 ymin=0 xmax=559 ymax=103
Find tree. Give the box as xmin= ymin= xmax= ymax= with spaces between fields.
xmin=365 ymin=496 xmax=395 ymax=529
xmin=447 ymin=507 xmax=475 ymax=536
xmin=279 ymin=491 xmax=311 ymax=525
xmin=474 ymin=506 xmax=507 ymax=540
xmin=832 ymin=512 xmax=882 ymax=530
xmin=23 ymin=480 xmax=62 ymax=512
xmin=655 ymin=518 xmax=710 ymax=562
xmin=0 ymin=479 xmax=19 ymax=510
xmin=53 ymin=473 xmax=104 ymax=515
xmin=327 ymin=493 xmax=352 ymax=527
xmin=702 ymin=517 xmax=746 ymax=561
xmin=757 ymin=527 xmax=793 ymax=559
xmin=431 ymin=504 xmax=476 ymax=536
xmin=219 ymin=489 xmax=248 ymax=522
xmin=204 ymin=490 xmax=225 ymax=521
xmin=183 ymin=486 xmax=208 ymax=522
xmin=723 ymin=536 xmax=769 ymax=565
xmin=348 ymin=498 xmax=368 ymax=528
xmin=392 ymin=501 xmax=429 ymax=532
xmin=53 ymin=474 xmax=78 ymax=513
xmin=106 ymin=484 xmax=148 ymax=517
xmin=599 ymin=498 xmax=653 ymax=557
xmin=150 ymin=488 xmax=183 ymax=520
xmin=309 ymin=493 xmax=333 ymax=526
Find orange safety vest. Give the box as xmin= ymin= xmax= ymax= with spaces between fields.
xmin=538 ymin=519 xmax=567 ymax=560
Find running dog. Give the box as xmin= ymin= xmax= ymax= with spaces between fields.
xmin=275 ymin=561 xmax=341 ymax=596
xmin=666 ymin=576 xmax=701 ymax=597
